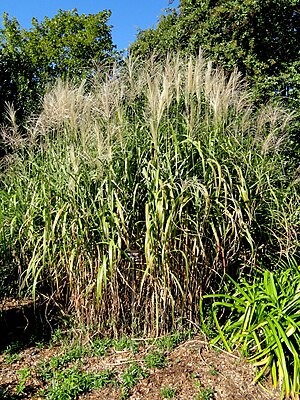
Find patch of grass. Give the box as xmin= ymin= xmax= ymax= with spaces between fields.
xmin=37 ymin=341 xmax=117 ymax=400
xmin=37 ymin=343 xmax=94 ymax=385
xmin=48 ymin=345 xmax=87 ymax=370
xmin=3 ymin=352 xmax=21 ymax=365
xmin=16 ymin=367 xmax=32 ymax=395
xmin=40 ymin=367 xmax=116 ymax=400
xmin=193 ymin=375 xmax=215 ymax=400
xmin=155 ymin=331 xmax=193 ymax=352
xmin=35 ymin=340 xmax=46 ymax=350
xmin=113 ymin=336 xmax=139 ymax=354
xmin=3 ymin=342 xmax=23 ymax=364
xmin=90 ymin=337 xmax=113 ymax=357
xmin=161 ymin=385 xmax=177 ymax=399
xmin=37 ymin=342 xmax=90 ymax=385
xmin=120 ymin=362 xmax=148 ymax=399
xmin=208 ymin=366 xmax=220 ymax=376
xmin=50 ymin=328 xmax=65 ymax=345
xmin=144 ymin=351 xmax=167 ymax=369
xmin=37 ymin=338 xmax=149 ymax=400
xmin=194 ymin=386 xmax=215 ymax=400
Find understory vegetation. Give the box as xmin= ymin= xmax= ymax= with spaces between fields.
xmin=1 ymin=331 xmax=193 ymax=400
xmin=0 ymin=52 xmax=299 ymax=397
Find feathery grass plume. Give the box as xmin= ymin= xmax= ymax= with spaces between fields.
xmin=0 ymin=52 xmax=298 ymax=337
xmin=0 ymin=103 xmax=28 ymax=152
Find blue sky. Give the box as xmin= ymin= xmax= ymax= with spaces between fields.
xmin=0 ymin=0 xmax=179 ymax=51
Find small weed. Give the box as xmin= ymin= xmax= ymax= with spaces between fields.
xmin=208 ymin=366 xmax=220 ymax=376
xmin=93 ymin=369 xmax=118 ymax=389
xmin=156 ymin=331 xmax=191 ymax=352
xmin=3 ymin=352 xmax=21 ymax=364
xmin=37 ymin=360 xmax=53 ymax=383
xmin=194 ymin=386 xmax=215 ymax=400
xmin=48 ymin=344 xmax=87 ymax=370
xmin=91 ymin=337 xmax=112 ymax=357
xmin=64 ymin=344 xmax=87 ymax=361
xmin=113 ymin=336 xmax=139 ymax=353
xmin=192 ymin=376 xmax=215 ymax=400
xmin=35 ymin=341 xmax=45 ymax=350
xmin=3 ymin=342 xmax=22 ymax=353
xmin=161 ymin=385 xmax=177 ymax=398
xmin=144 ymin=351 xmax=167 ymax=369
xmin=16 ymin=367 xmax=32 ymax=395
xmin=120 ymin=362 xmax=148 ymax=399
xmin=3 ymin=342 xmax=22 ymax=364
xmin=50 ymin=328 xmax=64 ymax=344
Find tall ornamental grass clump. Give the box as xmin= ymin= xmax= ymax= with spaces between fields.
xmin=0 ymin=52 xmax=298 ymax=336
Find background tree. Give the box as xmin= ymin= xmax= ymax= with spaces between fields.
xmin=0 ymin=9 xmax=117 ymax=124
xmin=130 ymin=0 xmax=300 ymax=106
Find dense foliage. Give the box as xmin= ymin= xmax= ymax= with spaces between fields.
xmin=0 ymin=9 xmax=116 ymax=124
xmin=131 ymin=0 xmax=300 ymax=105
xmin=202 ymin=258 xmax=300 ymax=399
xmin=0 ymin=55 xmax=298 ymax=339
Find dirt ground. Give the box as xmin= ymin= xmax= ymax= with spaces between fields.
xmin=0 ymin=335 xmax=281 ymax=400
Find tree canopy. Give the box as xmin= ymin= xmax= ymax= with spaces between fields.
xmin=0 ymin=9 xmax=116 ymax=123
xmin=130 ymin=0 xmax=300 ymax=105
